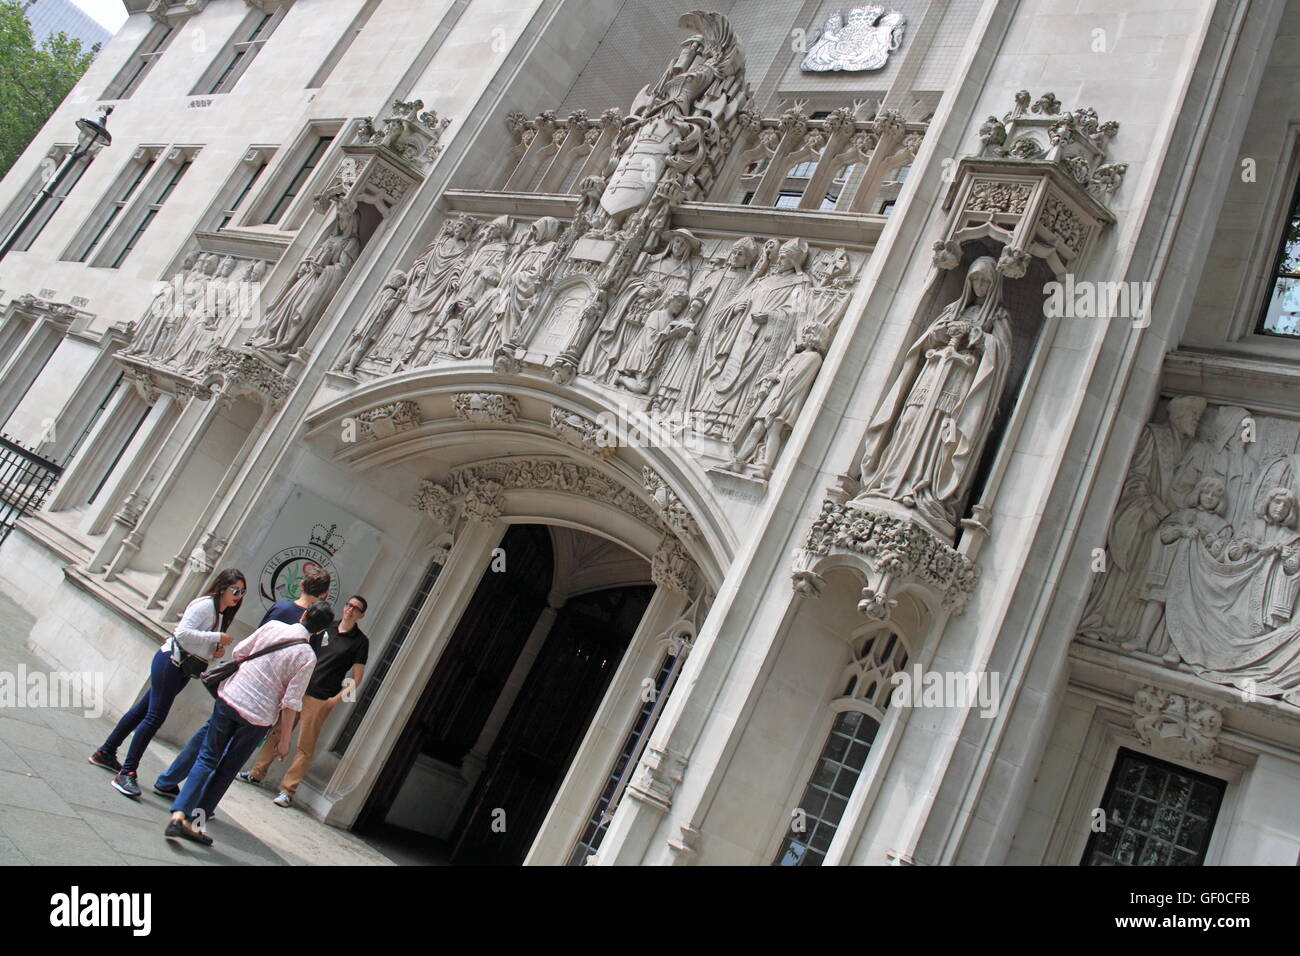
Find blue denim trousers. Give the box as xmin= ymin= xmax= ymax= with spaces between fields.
xmin=100 ymin=648 xmax=190 ymax=775
xmin=171 ymin=697 xmax=267 ymax=820
xmin=156 ymin=719 xmax=210 ymax=789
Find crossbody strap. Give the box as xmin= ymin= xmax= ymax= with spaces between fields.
xmin=236 ymin=637 xmax=310 ymax=664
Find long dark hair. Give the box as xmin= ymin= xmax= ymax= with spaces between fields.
xmin=204 ymin=568 xmax=246 ymax=632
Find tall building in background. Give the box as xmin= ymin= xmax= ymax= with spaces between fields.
xmin=0 ymin=0 xmax=1296 ymax=867
xmin=25 ymin=0 xmax=112 ymax=50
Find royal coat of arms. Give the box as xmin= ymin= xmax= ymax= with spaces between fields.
xmin=800 ymin=6 xmax=906 ymax=73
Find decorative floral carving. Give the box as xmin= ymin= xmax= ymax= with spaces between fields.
xmin=413 ymin=479 xmax=458 ymax=526
xmin=996 ymin=246 xmax=1030 ymax=279
xmin=652 ymin=534 xmax=698 ymax=594
xmin=549 ymin=407 xmax=616 ymax=459
xmin=1037 ymin=194 xmax=1087 ymax=255
xmin=966 ymin=180 xmax=1032 ymax=215
xmin=198 ymin=346 xmax=292 ymax=409
xmin=462 ymin=479 xmax=505 ymax=524
xmin=798 ymin=499 xmax=978 ymax=614
xmin=1133 ymin=686 xmax=1222 ymax=765
xmin=452 ymin=392 xmax=520 ymax=424
xmin=643 ymin=468 xmax=700 ymax=537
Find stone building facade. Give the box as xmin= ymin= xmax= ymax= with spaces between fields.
xmin=0 ymin=0 xmax=1296 ymax=865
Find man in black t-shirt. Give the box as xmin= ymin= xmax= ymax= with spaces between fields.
xmin=241 ymin=594 xmax=369 ymax=808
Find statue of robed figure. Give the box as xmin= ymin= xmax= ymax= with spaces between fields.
xmin=850 ymin=255 xmax=1012 ymax=542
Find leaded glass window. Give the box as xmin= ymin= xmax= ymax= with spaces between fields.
xmin=1082 ymin=748 xmax=1226 ymax=866
xmin=1258 ymin=174 xmax=1300 ymax=335
xmin=774 ymin=628 xmax=909 ymax=866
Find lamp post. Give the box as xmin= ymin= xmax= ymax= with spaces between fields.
xmin=0 ymin=106 xmax=113 ymax=261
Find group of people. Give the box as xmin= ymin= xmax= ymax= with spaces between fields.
xmin=88 ymin=566 xmax=371 ymax=846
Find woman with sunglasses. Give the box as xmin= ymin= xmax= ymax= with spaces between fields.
xmin=90 ymin=568 xmax=245 ymax=798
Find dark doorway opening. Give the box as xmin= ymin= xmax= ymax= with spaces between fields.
xmin=356 ymin=523 xmax=651 ymax=865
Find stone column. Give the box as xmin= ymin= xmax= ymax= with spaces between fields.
xmin=82 ymin=396 xmax=178 ymax=542
xmin=35 ymin=322 xmax=134 ymax=464
xmin=1220 ymin=753 xmax=1300 ymax=864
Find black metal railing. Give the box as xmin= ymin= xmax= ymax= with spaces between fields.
xmin=0 ymin=434 xmax=62 ymax=547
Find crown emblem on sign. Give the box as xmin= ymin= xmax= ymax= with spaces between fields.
xmin=310 ymin=523 xmax=345 ymax=556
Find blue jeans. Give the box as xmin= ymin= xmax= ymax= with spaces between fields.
xmin=100 ymin=649 xmax=190 ymax=775
xmin=171 ymin=698 xmax=267 ymax=820
xmin=156 ymin=720 xmax=210 ymax=789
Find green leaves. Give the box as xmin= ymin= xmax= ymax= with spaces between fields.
xmin=0 ymin=0 xmax=96 ymax=178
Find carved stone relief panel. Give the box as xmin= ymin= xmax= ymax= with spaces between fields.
xmin=1079 ymin=396 xmax=1300 ymax=707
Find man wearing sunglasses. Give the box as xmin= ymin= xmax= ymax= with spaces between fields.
xmin=239 ymin=594 xmax=369 ymax=807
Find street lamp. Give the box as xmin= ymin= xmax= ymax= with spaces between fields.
xmin=0 ymin=107 xmax=113 ymax=261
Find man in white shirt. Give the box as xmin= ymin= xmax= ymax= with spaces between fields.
xmin=164 ymin=602 xmax=332 ymax=846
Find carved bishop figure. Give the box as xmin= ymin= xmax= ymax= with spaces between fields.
xmin=850 ymin=255 xmax=1012 ymax=541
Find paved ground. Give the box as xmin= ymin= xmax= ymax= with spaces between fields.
xmin=0 ymin=593 xmax=394 ymax=866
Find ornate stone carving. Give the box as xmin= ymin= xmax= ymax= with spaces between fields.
xmin=249 ymin=185 xmax=361 ymax=363
xmin=452 ymin=392 xmax=520 ymax=425
xmin=1133 ymin=686 xmax=1223 ymax=765
xmin=356 ymin=99 xmax=451 ymax=166
xmin=462 ymin=479 xmax=505 ymax=524
xmin=850 ymin=257 xmax=1011 ymax=543
xmin=1080 ymin=396 xmax=1300 ymax=706
xmin=419 ymin=457 xmax=661 ymax=533
xmin=1037 ymin=194 xmax=1087 ymax=255
xmin=123 ymin=252 xmax=266 ymax=384
xmin=550 ymin=407 xmax=616 ymax=459
xmin=413 ymin=479 xmax=458 ymax=526
xmin=334 ymin=270 xmax=408 ymax=376
xmin=644 ymin=468 xmax=699 ymax=537
xmin=197 ymin=346 xmax=291 ymax=409
xmin=652 ymin=534 xmax=697 ymax=594
xmin=801 ymin=8 xmax=905 ymax=72
xmin=966 ymin=180 xmax=1032 ymax=215
xmin=977 ymin=91 xmax=1124 ymax=203
xmin=797 ymin=499 xmax=978 ymax=617
xmin=357 ymin=400 xmax=421 ymax=439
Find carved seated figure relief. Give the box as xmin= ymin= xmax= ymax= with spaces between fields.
xmin=849 ymin=255 xmax=1012 ymax=542
xmin=1081 ymin=397 xmax=1300 ymax=706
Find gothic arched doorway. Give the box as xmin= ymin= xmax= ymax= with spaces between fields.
xmin=356 ymin=522 xmax=652 ymax=865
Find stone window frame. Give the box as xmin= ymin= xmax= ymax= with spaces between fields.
xmin=85 ymin=145 xmax=202 ymax=270
xmin=203 ymin=146 xmax=277 ymax=232
xmin=305 ymin=0 xmax=381 ymax=90
xmin=100 ymin=20 xmax=176 ymax=101
xmin=242 ymin=121 xmax=346 ymax=230
xmin=189 ymin=2 xmax=291 ymax=97
xmin=0 ymin=143 xmax=73 ymax=250
xmin=60 ymin=145 xmax=163 ymax=264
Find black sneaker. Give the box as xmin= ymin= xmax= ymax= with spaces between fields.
xmin=153 ymin=781 xmax=180 ymax=797
xmin=89 ymin=750 xmax=121 ymax=773
xmin=111 ymin=771 xmax=141 ymax=798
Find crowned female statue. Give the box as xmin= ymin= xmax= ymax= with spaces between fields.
xmin=850 ymin=255 xmax=1012 ymax=541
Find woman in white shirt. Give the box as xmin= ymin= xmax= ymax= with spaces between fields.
xmin=90 ymin=568 xmax=246 ymax=798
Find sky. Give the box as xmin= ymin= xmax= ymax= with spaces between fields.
xmin=69 ymin=0 xmax=127 ymax=32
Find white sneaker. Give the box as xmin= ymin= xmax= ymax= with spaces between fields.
xmin=272 ymin=792 xmax=293 ymax=808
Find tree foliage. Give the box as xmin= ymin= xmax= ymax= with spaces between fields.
xmin=0 ymin=0 xmax=98 ymax=179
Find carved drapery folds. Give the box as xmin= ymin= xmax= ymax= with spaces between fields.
xmin=118 ymin=251 xmax=269 ymax=394
xmin=243 ymin=101 xmax=451 ymax=369
xmin=327 ymin=12 xmax=891 ymax=490
xmin=1079 ymin=396 xmax=1300 ymax=707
